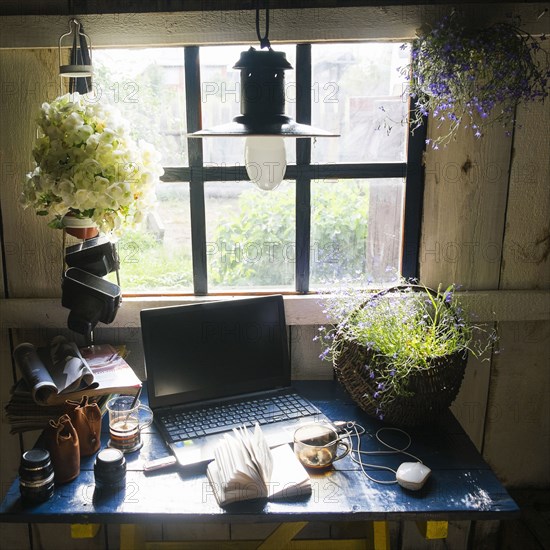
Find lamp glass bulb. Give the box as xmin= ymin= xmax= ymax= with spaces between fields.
xmin=245 ymin=136 xmax=287 ymax=191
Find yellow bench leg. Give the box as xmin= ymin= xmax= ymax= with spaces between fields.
xmin=121 ymin=524 xmax=146 ymax=550
xmin=71 ymin=524 xmax=100 ymax=538
xmin=257 ymin=521 xmax=309 ymax=549
xmin=373 ymin=521 xmax=390 ymax=550
xmin=416 ymin=520 xmax=448 ymax=539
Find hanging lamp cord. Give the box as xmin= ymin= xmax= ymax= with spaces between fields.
xmin=255 ymin=2 xmax=271 ymax=49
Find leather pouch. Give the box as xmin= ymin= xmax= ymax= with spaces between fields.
xmin=67 ymin=396 xmax=101 ymax=457
xmin=47 ymin=414 xmax=80 ymax=484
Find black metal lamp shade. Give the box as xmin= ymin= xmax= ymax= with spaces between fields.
xmin=189 ymin=47 xmax=339 ymax=138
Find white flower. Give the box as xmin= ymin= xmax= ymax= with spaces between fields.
xmin=51 ymin=202 xmax=70 ymax=217
xmin=62 ymin=111 xmax=84 ymax=131
xmin=58 ymin=179 xmax=75 ymax=199
xmin=21 ymin=92 xmax=163 ymax=234
xmin=73 ymin=189 xmax=95 ymax=210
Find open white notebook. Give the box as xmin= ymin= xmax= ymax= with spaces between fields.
xmin=206 ymin=424 xmax=311 ymax=506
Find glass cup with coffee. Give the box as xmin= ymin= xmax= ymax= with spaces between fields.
xmin=106 ymin=396 xmax=153 ymax=453
xmin=294 ymin=423 xmax=350 ymax=469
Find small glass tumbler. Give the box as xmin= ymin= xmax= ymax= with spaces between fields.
xmin=106 ymin=396 xmax=153 ymax=453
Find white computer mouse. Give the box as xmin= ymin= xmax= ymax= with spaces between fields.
xmin=396 ymin=462 xmax=431 ymax=490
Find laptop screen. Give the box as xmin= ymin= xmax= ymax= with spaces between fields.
xmin=141 ymin=295 xmax=291 ymax=409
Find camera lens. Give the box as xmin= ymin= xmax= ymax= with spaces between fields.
xmin=94 ymin=448 xmax=126 ymax=491
xmin=19 ymin=449 xmax=55 ymax=505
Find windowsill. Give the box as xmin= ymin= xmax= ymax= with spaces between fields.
xmin=0 ymin=290 xmax=549 ymax=329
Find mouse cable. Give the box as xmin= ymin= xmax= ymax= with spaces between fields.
xmin=340 ymin=422 xmax=423 ymax=485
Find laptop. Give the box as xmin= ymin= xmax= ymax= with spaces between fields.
xmin=140 ymin=295 xmax=327 ymax=467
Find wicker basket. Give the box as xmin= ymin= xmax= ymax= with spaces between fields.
xmin=332 ymin=285 xmax=468 ymax=426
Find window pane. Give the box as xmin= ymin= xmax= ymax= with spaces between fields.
xmin=93 ymin=49 xmax=191 ymax=293
xmin=205 ymin=181 xmax=295 ymax=290
xmin=109 ymin=182 xmax=193 ymax=292
xmin=310 ymin=178 xmax=404 ymax=286
xmin=94 ymin=48 xmax=187 ymax=166
xmin=200 ymin=45 xmax=296 ymax=165
xmin=311 ymin=43 xmax=409 ymax=163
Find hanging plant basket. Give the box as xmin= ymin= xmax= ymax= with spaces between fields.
xmin=403 ymin=13 xmax=550 ymax=148
xmin=333 ymin=335 xmax=467 ymax=426
xmin=331 ymin=285 xmax=469 ymax=426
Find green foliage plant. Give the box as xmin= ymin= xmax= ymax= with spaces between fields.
xmin=210 ymin=181 xmax=369 ymax=287
xmin=316 ymin=283 xmax=497 ymax=420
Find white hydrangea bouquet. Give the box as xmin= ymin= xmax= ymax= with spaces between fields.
xmin=21 ymin=93 xmax=163 ymax=234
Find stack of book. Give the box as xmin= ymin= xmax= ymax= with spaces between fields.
xmin=4 ymin=338 xmax=141 ymax=433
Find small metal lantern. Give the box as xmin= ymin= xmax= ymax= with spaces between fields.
xmin=58 ymin=18 xmax=93 ymax=94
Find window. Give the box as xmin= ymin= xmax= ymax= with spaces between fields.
xmin=94 ymin=42 xmax=424 ymax=295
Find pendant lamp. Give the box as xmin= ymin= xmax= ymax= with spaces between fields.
xmin=189 ymin=7 xmax=339 ymax=190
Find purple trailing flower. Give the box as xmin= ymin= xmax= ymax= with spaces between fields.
xmin=314 ymin=278 xmax=498 ymax=426
xmin=404 ymin=13 xmax=550 ymax=148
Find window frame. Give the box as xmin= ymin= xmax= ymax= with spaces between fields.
xmin=159 ymin=43 xmax=426 ymax=295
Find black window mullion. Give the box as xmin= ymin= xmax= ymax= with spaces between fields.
xmin=170 ymin=43 xmax=421 ymax=294
xmin=401 ymin=98 xmax=427 ymax=281
xmin=162 ymin=163 xmax=406 ymax=183
xmin=295 ymin=44 xmax=312 ymax=294
xmin=184 ymin=46 xmax=208 ymax=295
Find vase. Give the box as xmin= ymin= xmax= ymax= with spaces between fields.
xmin=62 ymin=214 xmax=99 ymax=240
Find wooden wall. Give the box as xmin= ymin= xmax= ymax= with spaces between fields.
xmin=0 ymin=4 xmax=549 ymax=549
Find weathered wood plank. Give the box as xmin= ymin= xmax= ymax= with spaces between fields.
xmin=401 ymin=520 xmax=470 ymax=550
xmin=121 ymin=524 xmax=146 ymax=550
xmin=500 ymin=46 xmax=550 ymax=290
xmin=0 ymin=48 xmax=63 ymax=299
xmin=162 ymin=522 xmax=229 ymax=541
xmin=470 ymin=520 xmax=501 ymax=550
xmin=31 ymin=524 xmax=107 ymax=550
xmin=419 ymin=119 xmax=513 ymax=290
xmin=290 ymin=325 xmax=332 ymax=380
xmin=451 ymin=327 xmax=495 ymax=451
xmin=0 ymin=328 xmax=30 ymax=550
xmin=230 ymin=522 xmax=330 ymax=541
xmin=0 ymin=237 xmax=28 ymax=548
xmin=1 ymin=290 xmax=548 ymax=330
xmin=365 ymin=180 xmax=403 ymax=282
xmin=508 ymin=489 xmax=550 ymax=549
xmin=0 ymin=5 xmax=547 ymax=50
xmin=482 ymin=320 xmax=550 ymax=487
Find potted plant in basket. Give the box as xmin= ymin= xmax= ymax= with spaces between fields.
xmin=20 ymin=92 xmax=163 ymax=237
xmin=403 ymin=13 xmax=550 ymax=148
xmin=317 ymin=284 xmax=497 ymax=425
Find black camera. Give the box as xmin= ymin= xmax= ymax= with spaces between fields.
xmin=65 ymin=236 xmax=119 ymax=277
xmin=61 ymin=237 xmax=121 ymax=339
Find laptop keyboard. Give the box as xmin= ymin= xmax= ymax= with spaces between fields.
xmin=159 ymin=393 xmax=319 ymax=443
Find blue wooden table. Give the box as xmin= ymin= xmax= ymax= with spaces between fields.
xmin=0 ymin=381 xmax=519 ymax=549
